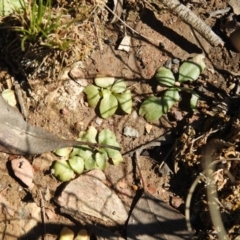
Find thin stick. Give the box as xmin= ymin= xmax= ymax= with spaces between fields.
xmin=185 ymin=173 xmax=203 ymax=231
xmin=38 ymin=189 xmax=46 ymax=240
xmin=135 ymin=149 xmax=147 ymax=191
xmin=106 ymin=0 xmax=224 ymax=47
xmin=104 ymin=4 xmax=156 ymax=45
xmin=148 ymin=0 xmax=224 ymax=47
xmin=12 ymin=77 xmax=28 ymax=121
xmin=159 ymin=145 xmax=174 ymax=173
xmin=123 ymin=131 xmax=173 ymax=156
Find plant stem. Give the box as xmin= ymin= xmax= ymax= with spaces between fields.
xmin=178 ymin=87 xmax=193 ymax=92
xmin=151 ymin=0 xmax=224 ymax=47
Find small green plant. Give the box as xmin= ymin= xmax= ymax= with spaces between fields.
xmin=52 ymin=127 xmax=123 ymax=182
xmin=13 ymin=0 xmax=71 ymax=50
xmin=84 ymin=76 xmax=132 ymax=118
xmin=139 ymin=54 xmax=205 ymax=122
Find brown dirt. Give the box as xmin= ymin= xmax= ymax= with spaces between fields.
xmin=1 ymin=0 xmax=240 ymax=239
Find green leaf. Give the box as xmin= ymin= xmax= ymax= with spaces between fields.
xmin=98 ymin=129 xmax=123 ymax=164
xmin=111 ymin=79 xmax=127 ymax=93
xmin=106 ymin=149 xmax=123 ymax=165
xmin=162 ymin=88 xmax=180 ymax=113
xmin=94 ymin=76 xmax=115 ymax=88
xmin=69 ymin=147 xmax=80 ymax=158
xmin=84 ymin=157 xmax=96 ymax=170
xmin=155 ymin=67 xmax=176 ymax=87
xmin=95 ymin=149 xmax=108 ymax=170
xmin=68 ymin=156 xmax=85 ymax=174
xmin=98 ymin=129 xmax=118 ymax=144
xmin=99 ymin=91 xmax=118 ymax=118
xmin=55 ymin=147 xmax=72 ymax=157
xmin=178 ymin=54 xmax=205 ymax=82
xmin=77 ymin=147 xmax=94 ymax=160
xmin=190 ymin=92 xmax=199 ymax=110
xmin=114 ymin=90 xmax=132 ymax=114
xmin=78 ymin=126 xmax=97 ymax=143
xmin=74 ymin=145 xmax=96 ymax=170
xmin=52 ymin=160 xmax=75 ymax=182
xmin=139 ymin=97 xmax=163 ymax=122
xmin=84 ymin=85 xmax=101 ymax=107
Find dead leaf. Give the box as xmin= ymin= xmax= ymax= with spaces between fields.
xmin=145 ymin=123 xmax=153 ymax=134
xmin=118 ymin=35 xmax=131 ymax=52
xmin=55 ymin=170 xmax=128 ymax=225
xmin=11 ymin=157 xmax=34 ymax=189
xmin=0 ymin=96 xmax=119 ymax=155
xmin=127 ymin=192 xmax=193 ymax=239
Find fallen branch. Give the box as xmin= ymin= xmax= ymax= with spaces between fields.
xmin=150 ymin=0 xmax=224 ymax=47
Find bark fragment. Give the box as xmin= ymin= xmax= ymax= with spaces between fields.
xmin=158 ymin=0 xmax=224 ymax=47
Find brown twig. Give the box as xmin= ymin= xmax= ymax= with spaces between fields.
xmin=123 ymin=131 xmax=173 ymax=156
xmin=104 ymin=4 xmax=157 ymax=45
xmin=146 ymin=0 xmax=224 ymax=47
xmin=107 ymin=0 xmax=223 ymax=48
xmin=12 ymin=77 xmax=28 ymax=121
xmin=134 ymin=149 xmax=147 ymax=192
xmin=38 ymin=189 xmax=46 ymax=240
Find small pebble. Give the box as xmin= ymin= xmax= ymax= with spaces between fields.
xmin=123 ymin=126 xmax=139 ymax=138
xmin=69 ymin=68 xmax=85 ymax=80
xmin=163 ymin=182 xmax=170 ymax=189
xmin=164 ymin=59 xmax=172 ymax=69
xmin=69 ymin=68 xmax=88 ymax=86
xmin=95 ymin=117 xmax=103 ymax=125
xmin=159 ymin=42 xmax=165 ymax=49
xmin=172 ymin=58 xmax=180 ymax=64
xmin=76 ymin=79 xmax=88 ymax=87
xmin=60 ymin=108 xmax=69 ymax=115
xmin=171 ymin=196 xmax=184 ymax=208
